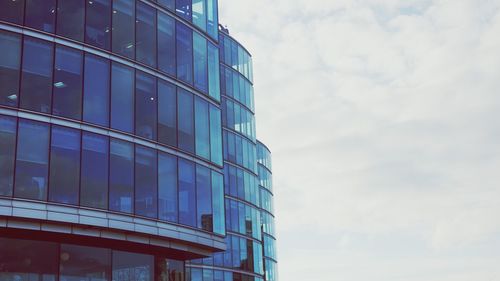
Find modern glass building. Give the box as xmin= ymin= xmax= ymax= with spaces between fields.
xmin=0 ymin=1 xmax=275 ymax=280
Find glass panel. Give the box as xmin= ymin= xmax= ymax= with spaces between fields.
xmin=190 ymin=268 xmax=202 ymax=281
xmin=209 ymin=105 xmax=222 ymax=166
xmin=86 ymin=0 xmax=111 ymax=49
xmin=0 ymin=116 xmax=16 ymax=196
xmin=196 ymin=165 xmax=212 ymax=231
xmin=135 ymin=71 xmax=157 ymax=140
xmin=193 ymin=32 xmax=208 ymax=93
xmin=192 ymin=0 xmax=206 ymax=31
xmin=25 ymin=0 xmax=56 ymax=33
xmin=177 ymin=89 xmax=194 ymax=153
xmin=211 ymin=171 xmax=225 ymax=235
xmin=176 ymin=22 xmax=193 ymax=85
xmin=207 ymin=0 xmax=218 ymax=39
xmin=178 ymin=159 xmax=195 ymax=227
xmin=14 ymin=119 xmax=50 ymax=201
xmin=158 ymin=0 xmax=174 ymax=10
xmin=57 ymin=0 xmax=85 ymax=41
xmin=158 ymin=12 xmax=176 ymax=76
xmin=20 ymin=37 xmax=53 ymax=113
xmin=157 ymin=80 xmax=177 ymax=147
xmin=202 ymin=269 xmax=213 ymax=281
xmin=111 ymin=62 xmax=134 ymax=133
xmin=194 ymin=97 xmax=209 ymax=160
xmin=175 ymin=0 xmax=191 ymax=21
xmin=136 ymin=2 xmax=156 ymax=67
xmin=49 ymin=126 xmax=81 ymax=205
xmin=0 ymin=0 xmax=24 ymax=24
xmin=135 ymin=145 xmax=157 ymax=218
xmin=112 ymin=0 xmax=135 ymax=58
xmin=83 ymin=54 xmax=110 ymax=126
xmin=112 ymin=251 xmax=154 ymax=281
xmin=158 ymin=152 xmax=177 ymax=222
xmin=0 ymin=31 xmax=21 ymax=107
xmin=109 ymin=138 xmax=134 ymax=213
xmin=53 ymin=46 xmax=83 ymax=119
xmin=207 ymin=42 xmax=220 ymax=101
xmin=60 ymin=244 xmax=111 ymax=281
xmin=81 ymin=132 xmax=109 ymax=209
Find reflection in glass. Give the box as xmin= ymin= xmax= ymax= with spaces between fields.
xmin=135 ymin=146 xmax=157 ymax=219
xmin=158 ymin=12 xmax=176 ymax=76
xmin=158 ymin=81 xmax=177 ymax=147
xmin=86 ymin=0 xmax=111 ymax=49
xmin=209 ymin=105 xmax=222 ymax=166
xmin=109 ymin=138 xmax=134 ymax=213
xmin=196 ymin=165 xmax=212 ymax=231
xmin=112 ymin=0 xmax=135 ymax=58
xmin=158 ymin=152 xmax=178 ymax=222
xmin=136 ymin=2 xmax=156 ymax=67
xmin=81 ymin=132 xmax=109 ymax=209
xmin=0 ymin=31 xmax=21 ymax=107
xmin=176 ymin=23 xmax=193 ymax=85
xmin=207 ymin=0 xmax=218 ymax=39
xmin=57 ymin=0 xmax=85 ymax=41
xmin=193 ymin=33 xmax=208 ymax=93
xmin=111 ymin=62 xmax=134 ymax=133
xmin=192 ymin=0 xmax=206 ymax=31
xmin=135 ymin=71 xmax=157 ymax=140
xmin=25 ymin=0 xmax=56 ymax=33
xmin=195 ymin=98 xmax=209 ymax=159
xmin=207 ymin=43 xmax=220 ymax=101
xmin=60 ymin=244 xmax=111 ymax=281
xmin=176 ymin=0 xmax=191 ymax=21
xmin=53 ymin=46 xmax=83 ymax=119
xmin=83 ymin=54 xmax=110 ymax=126
xmin=211 ymin=171 xmax=225 ymax=235
xmin=178 ymin=89 xmax=194 ymax=153
xmin=0 ymin=0 xmax=24 ymax=24
xmin=112 ymin=251 xmax=154 ymax=281
xmin=0 ymin=116 xmax=16 ymax=196
xmin=178 ymin=159 xmax=196 ymax=227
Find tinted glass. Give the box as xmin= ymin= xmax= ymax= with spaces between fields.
xmin=158 ymin=152 xmax=178 ymax=222
xmin=136 ymin=2 xmax=156 ymax=67
xmin=20 ymin=37 xmax=53 ymax=113
xmin=53 ymin=46 xmax=83 ymax=119
xmin=193 ymin=33 xmax=208 ymax=93
xmin=207 ymin=43 xmax=220 ymax=101
xmin=158 ymin=81 xmax=177 ymax=147
xmin=209 ymin=105 xmax=222 ymax=166
xmin=111 ymin=62 xmax=134 ymax=133
xmin=81 ymin=132 xmax=109 ymax=209
xmin=14 ymin=119 xmax=50 ymax=200
xmin=86 ymin=0 xmax=111 ymax=49
xmin=0 ymin=0 xmax=24 ymax=24
xmin=0 ymin=116 xmax=16 ymax=196
xmin=211 ymin=171 xmax=225 ymax=235
xmin=194 ymin=97 xmax=209 ymax=159
xmin=60 ymin=244 xmax=111 ymax=281
xmin=158 ymin=0 xmax=174 ymax=10
xmin=0 ymin=31 xmax=21 ymax=107
xmin=57 ymin=0 xmax=85 ymax=41
xmin=177 ymin=89 xmax=194 ymax=153
xmin=109 ymin=138 xmax=134 ymax=213
xmin=112 ymin=0 xmax=135 ymax=58
xmin=178 ymin=159 xmax=195 ymax=227
xmin=25 ymin=0 xmax=56 ymax=33
xmin=135 ymin=146 xmax=157 ymax=218
xmin=176 ymin=23 xmax=193 ymax=84
xmin=135 ymin=71 xmax=157 ymax=140
xmin=112 ymin=251 xmax=154 ymax=281
xmin=196 ymin=165 xmax=212 ymax=231
xmin=207 ymin=0 xmax=218 ymax=39
xmin=158 ymin=12 xmax=176 ymax=75
xmin=192 ymin=0 xmax=206 ymax=31
xmin=176 ymin=0 xmax=191 ymax=21
xmin=83 ymin=54 xmax=110 ymax=126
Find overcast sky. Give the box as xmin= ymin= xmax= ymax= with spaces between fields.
xmin=218 ymin=1 xmax=500 ymax=280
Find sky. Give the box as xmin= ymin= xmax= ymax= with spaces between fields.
xmin=218 ymin=0 xmax=500 ymax=280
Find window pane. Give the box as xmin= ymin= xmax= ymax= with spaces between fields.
xmin=178 ymin=159 xmax=195 ymax=227
xmin=207 ymin=0 xmax=218 ymax=39
xmin=193 ymin=32 xmax=208 ymax=93
xmin=20 ymin=37 xmax=53 ymax=113
xmin=57 ymin=0 xmax=85 ymax=41
xmin=49 ymin=126 xmax=81 ymax=205
xmin=0 ymin=31 xmax=21 ymax=107
xmin=53 ymin=46 xmax=83 ymax=119
xmin=195 ymin=97 xmax=209 ymax=160
xmin=112 ymin=251 xmax=154 ymax=281
xmin=192 ymin=0 xmax=206 ymax=31
xmin=176 ymin=22 xmax=193 ymax=85
xmin=112 ymin=0 xmax=135 ymax=58
xmin=109 ymin=138 xmax=134 ymax=213
xmin=207 ymin=43 xmax=220 ymax=101
xmin=202 ymin=269 xmax=213 ymax=281
xmin=135 ymin=146 xmax=157 ymax=219
xmin=158 ymin=0 xmax=174 ymax=10
xmin=176 ymin=0 xmax=191 ymax=21
xmin=83 ymin=54 xmax=110 ymax=126
xmin=209 ymin=105 xmax=222 ymax=166
xmin=0 ymin=0 xmax=24 ymax=24
xmin=177 ymin=89 xmax=194 ymax=153
xmin=111 ymin=62 xmax=134 ymax=133
xmin=81 ymin=132 xmax=109 ymax=209
xmin=14 ymin=119 xmax=50 ymax=200
xmin=136 ymin=2 xmax=156 ymax=67
xmin=158 ymin=152 xmax=177 ymax=222
xmin=158 ymin=12 xmax=175 ymax=76
xmin=211 ymin=171 xmax=225 ymax=235
xmin=196 ymin=165 xmax=212 ymax=231
xmin=135 ymin=71 xmax=157 ymax=140
xmin=0 ymin=116 xmax=16 ymax=196
xmin=86 ymin=0 xmax=111 ymax=49
xmin=60 ymin=244 xmax=111 ymax=281
xmin=25 ymin=0 xmax=56 ymax=33
xmin=157 ymin=81 xmax=177 ymax=147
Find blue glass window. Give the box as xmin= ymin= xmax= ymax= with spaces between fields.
xmin=196 ymin=165 xmax=212 ymax=231
xmin=49 ymin=126 xmax=81 ymax=205
xmin=158 ymin=0 xmax=174 ymax=10
xmin=81 ymin=132 xmax=109 ymax=209
xmin=112 ymin=251 xmax=154 ymax=281
xmin=202 ymin=269 xmax=213 ymax=281
xmin=211 ymin=171 xmax=225 ymax=235
xmin=178 ymin=89 xmax=194 ymax=153
xmin=109 ymin=138 xmax=134 ymax=213
xmin=86 ymin=0 xmax=111 ymax=49
xmin=209 ymin=105 xmax=222 ymax=166
xmin=20 ymin=37 xmax=53 ymax=113
xmin=207 ymin=43 xmax=220 ymax=101
xmin=178 ymin=159 xmax=196 ymax=227
xmin=56 ymin=0 xmax=85 ymax=41
xmin=158 ymin=12 xmax=176 ymax=76
xmin=60 ymin=244 xmax=111 ymax=280
xmin=14 ymin=120 xmax=50 ymax=201
xmin=192 ymin=0 xmax=206 ymax=31
xmin=207 ymin=0 xmax=218 ymax=39
xmin=83 ymin=54 xmax=110 ymax=126
xmin=135 ymin=71 xmax=157 ymax=140
xmin=0 ymin=0 xmax=24 ymax=24
xmin=112 ymin=0 xmax=135 ymax=58
xmin=135 ymin=146 xmax=158 ymax=219
xmin=111 ymin=62 xmax=134 ymax=133
xmin=176 ymin=0 xmax=191 ymax=21
xmin=158 ymin=81 xmax=177 ymax=147
xmin=176 ymin=22 xmax=193 ymax=85
xmin=158 ymin=152 xmax=177 ymax=222
xmin=25 ymin=0 xmax=56 ymax=33
xmin=53 ymin=46 xmax=83 ymax=119
xmin=0 ymin=31 xmax=21 ymax=107
xmin=194 ymin=97 xmax=209 ymax=159
xmin=0 ymin=116 xmax=16 ymax=196
xmin=193 ymin=32 xmax=208 ymax=93
xmin=136 ymin=2 xmax=157 ymax=67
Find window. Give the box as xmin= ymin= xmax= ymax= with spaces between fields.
xmin=176 ymin=0 xmax=191 ymax=21
xmin=209 ymin=105 xmax=222 ymax=166
xmin=192 ymin=0 xmax=206 ymax=31
xmin=0 ymin=116 xmax=16 ymax=196
xmin=158 ymin=12 xmax=176 ymax=76
xmin=157 ymin=81 xmax=177 ymax=147
xmin=136 ymin=2 xmax=157 ymax=67
xmin=109 ymin=138 xmax=134 ymax=213
xmin=56 ymin=0 xmax=85 ymax=41
xmin=112 ymin=0 xmax=135 ymax=58
xmin=203 ymin=269 xmax=213 ymax=281
xmin=193 ymin=32 xmax=208 ymax=93
xmin=207 ymin=43 xmax=220 ymax=101
xmin=25 ymin=0 xmax=56 ymax=33
xmin=158 ymin=152 xmax=177 ymax=222
xmin=158 ymin=0 xmax=174 ymax=10
xmin=207 ymin=0 xmax=218 ymax=39
xmin=14 ymin=119 xmax=50 ymax=201
xmin=81 ymin=132 xmax=109 ymax=209
xmin=190 ymin=268 xmax=202 ymax=281
xmin=176 ymin=22 xmax=193 ymax=85
xmin=86 ymin=0 xmax=111 ymax=50
xmin=20 ymin=37 xmax=53 ymax=113
xmin=178 ymin=159 xmax=196 ymax=227
xmin=194 ymin=98 xmax=209 ymax=160
xmin=83 ymin=54 xmax=110 ymax=126
xmin=111 ymin=62 xmax=134 ymax=133
xmin=49 ymin=126 xmax=81 ymax=205
xmin=53 ymin=46 xmax=83 ymax=119
xmin=112 ymin=251 xmax=154 ymax=281
xmin=0 ymin=0 xmax=24 ymax=24
xmin=135 ymin=71 xmax=157 ymax=140
xmin=0 ymin=31 xmax=21 ymax=107
xmin=135 ymin=145 xmax=158 ymax=219
xmin=196 ymin=165 xmax=212 ymax=231
xmin=211 ymin=171 xmax=225 ymax=235
xmin=60 ymin=244 xmax=111 ymax=281
xmin=177 ymin=89 xmax=194 ymax=153
xmin=157 ymin=259 xmax=184 ymax=281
